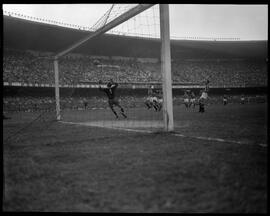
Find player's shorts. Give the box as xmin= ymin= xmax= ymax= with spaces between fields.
xmin=190 ymin=98 xmax=196 ymax=103
xmin=108 ymin=98 xmax=120 ymax=107
xmin=184 ymin=98 xmax=190 ymax=103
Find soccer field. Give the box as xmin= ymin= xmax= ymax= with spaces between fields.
xmin=3 ymin=103 xmax=267 ymax=212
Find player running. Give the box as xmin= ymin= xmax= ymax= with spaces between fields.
xmin=98 ymin=79 xmax=127 ymax=119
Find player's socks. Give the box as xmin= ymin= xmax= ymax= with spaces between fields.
xmin=112 ymin=110 xmax=118 ymax=118
xmin=119 ymin=108 xmax=127 ymax=118
xmin=121 ymin=112 xmax=127 ymax=118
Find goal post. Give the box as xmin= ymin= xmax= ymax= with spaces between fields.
xmin=54 ymin=58 xmax=61 ymax=121
xmin=160 ymin=4 xmax=174 ymax=131
xmin=54 ymin=4 xmax=174 ymax=132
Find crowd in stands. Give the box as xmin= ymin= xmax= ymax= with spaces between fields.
xmin=171 ymin=60 xmax=267 ymax=87
xmin=3 ymin=48 xmax=267 ymax=87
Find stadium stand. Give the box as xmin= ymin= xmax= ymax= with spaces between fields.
xmin=3 ymin=48 xmax=267 ymax=87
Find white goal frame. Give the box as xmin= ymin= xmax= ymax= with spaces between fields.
xmin=54 ymin=4 xmax=174 ymax=131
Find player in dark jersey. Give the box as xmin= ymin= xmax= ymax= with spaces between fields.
xmin=198 ymin=97 xmax=205 ymax=113
xmin=223 ymin=94 xmax=228 ymax=105
xmin=190 ymin=91 xmax=196 ymax=108
xmin=99 ymin=79 xmax=127 ymax=119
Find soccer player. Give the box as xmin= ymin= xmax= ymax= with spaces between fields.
xmin=99 ymin=79 xmax=127 ymax=119
xmin=145 ymin=86 xmax=162 ymax=112
xmin=190 ymin=91 xmax=196 ymax=108
xmin=198 ymin=97 xmax=205 ymax=113
xmin=153 ymin=89 xmax=163 ymax=111
xmin=183 ymin=90 xmax=190 ymax=108
xmin=223 ymin=94 xmax=228 ymax=105
xmin=240 ymin=94 xmax=245 ymax=104
xmin=145 ymin=85 xmax=155 ymax=109
xmin=83 ymin=98 xmax=88 ymax=110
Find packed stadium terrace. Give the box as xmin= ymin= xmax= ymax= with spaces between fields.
xmin=3 ymin=48 xmax=267 ymax=87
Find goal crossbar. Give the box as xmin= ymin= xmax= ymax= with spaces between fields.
xmin=55 ymin=4 xmax=155 ymax=59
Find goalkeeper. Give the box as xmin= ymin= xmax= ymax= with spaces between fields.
xmin=99 ymin=79 xmax=127 ymax=119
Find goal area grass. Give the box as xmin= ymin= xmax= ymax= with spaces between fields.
xmin=3 ymin=103 xmax=267 ymax=212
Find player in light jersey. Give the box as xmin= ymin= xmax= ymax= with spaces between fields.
xmin=183 ymin=90 xmax=190 ymax=108
xmin=200 ymin=79 xmax=210 ymax=100
xmin=145 ymin=86 xmax=162 ymax=111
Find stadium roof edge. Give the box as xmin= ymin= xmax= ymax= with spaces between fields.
xmin=3 ymin=15 xmax=267 ymax=59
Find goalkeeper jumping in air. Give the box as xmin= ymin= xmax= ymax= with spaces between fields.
xmin=99 ymin=79 xmax=127 ymax=119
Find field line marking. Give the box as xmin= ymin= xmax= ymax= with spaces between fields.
xmin=173 ymin=133 xmax=267 ymax=147
xmin=60 ymin=121 xmax=267 ymax=148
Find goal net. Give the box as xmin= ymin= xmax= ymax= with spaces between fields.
xmin=55 ymin=4 xmax=174 ymax=132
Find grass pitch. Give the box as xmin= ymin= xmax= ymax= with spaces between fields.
xmin=3 ymin=103 xmax=267 ymax=212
